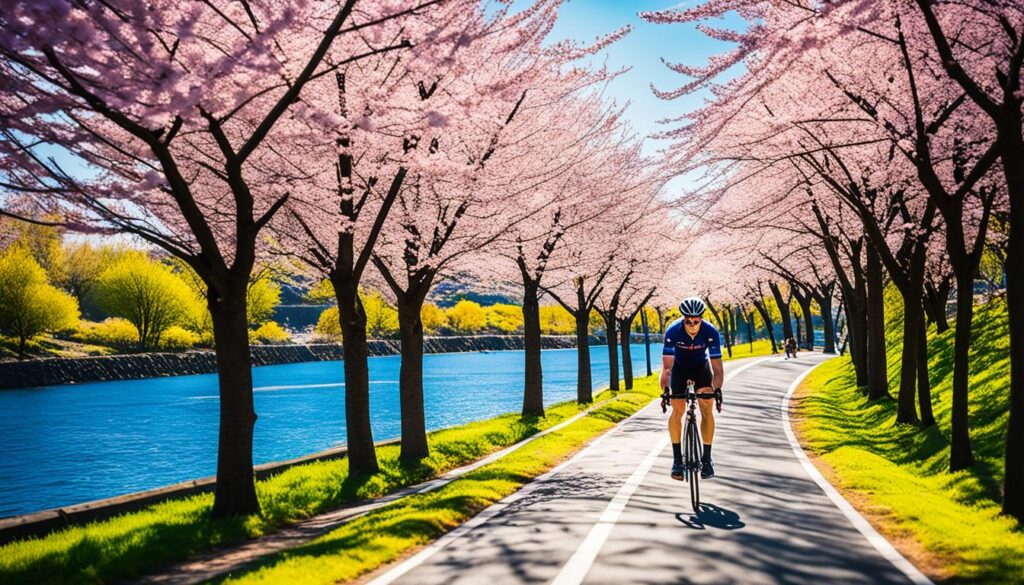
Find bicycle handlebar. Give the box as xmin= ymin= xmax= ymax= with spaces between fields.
xmin=661 ymin=380 xmax=723 ymax=413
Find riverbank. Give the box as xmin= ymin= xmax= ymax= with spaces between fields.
xmin=0 ymin=334 xmax=609 ymax=389
xmin=0 ymin=375 xmax=663 ymax=585
xmin=791 ymin=296 xmax=1023 ymax=583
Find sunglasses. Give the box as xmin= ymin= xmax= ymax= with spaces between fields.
xmin=684 ymin=317 xmax=702 ymax=326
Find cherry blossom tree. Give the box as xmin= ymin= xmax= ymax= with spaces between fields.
xmin=0 ymin=0 xmax=441 ymax=517
xmin=641 ymin=0 xmax=1022 ymax=519
xmin=268 ymin=0 xmax=540 ymax=474
xmin=368 ymin=18 xmax=631 ymax=460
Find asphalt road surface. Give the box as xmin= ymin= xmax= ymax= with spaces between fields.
xmin=366 ymin=354 xmax=924 ymax=585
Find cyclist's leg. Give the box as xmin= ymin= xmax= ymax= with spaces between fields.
xmin=668 ymin=369 xmax=689 ymax=478
xmin=697 ymin=396 xmax=715 ymax=446
xmin=695 ymin=361 xmax=715 ymax=460
xmin=669 ymin=398 xmax=685 ymax=443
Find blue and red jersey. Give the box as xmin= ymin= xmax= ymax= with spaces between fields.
xmin=662 ymin=318 xmax=723 ymax=368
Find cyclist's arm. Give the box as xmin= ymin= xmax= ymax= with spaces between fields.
xmin=708 ymin=327 xmax=724 ymax=389
xmin=710 ymin=357 xmax=724 ymax=389
xmin=661 ymin=328 xmax=675 ymax=391
xmin=660 ymin=356 xmax=673 ymax=390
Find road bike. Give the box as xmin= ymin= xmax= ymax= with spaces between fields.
xmin=663 ymin=379 xmax=718 ymax=513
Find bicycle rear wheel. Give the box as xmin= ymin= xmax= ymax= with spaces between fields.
xmin=684 ymin=416 xmax=701 ymax=513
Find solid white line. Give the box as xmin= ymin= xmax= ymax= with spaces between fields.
xmin=366 ymin=400 xmax=655 ymax=585
xmin=545 ymin=355 xmax=768 ymax=585
xmin=369 ymin=355 xmax=768 ymax=585
xmin=724 ymin=356 xmax=772 ymax=383
xmin=549 ymin=436 xmax=668 ymax=585
xmin=781 ymin=359 xmax=934 ymax=585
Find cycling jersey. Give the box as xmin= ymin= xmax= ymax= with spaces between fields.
xmin=662 ymin=318 xmax=723 ymax=369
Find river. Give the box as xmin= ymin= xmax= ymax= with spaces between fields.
xmin=0 ymin=343 xmax=656 ymax=518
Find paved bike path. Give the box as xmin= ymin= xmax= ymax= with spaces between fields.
xmin=366 ymin=354 xmax=918 ymax=585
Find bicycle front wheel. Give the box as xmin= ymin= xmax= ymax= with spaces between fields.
xmin=684 ymin=416 xmax=701 ymax=513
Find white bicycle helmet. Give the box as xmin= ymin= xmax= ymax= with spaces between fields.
xmin=679 ymin=297 xmax=707 ymax=317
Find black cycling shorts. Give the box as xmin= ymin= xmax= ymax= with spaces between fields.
xmin=670 ymin=360 xmax=713 ymax=396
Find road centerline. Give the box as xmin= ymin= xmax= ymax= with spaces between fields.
xmin=550 ymin=435 xmax=668 ymax=585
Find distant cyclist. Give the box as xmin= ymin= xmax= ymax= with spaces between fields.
xmin=784 ymin=337 xmax=798 ymax=359
xmin=660 ymin=297 xmax=724 ymax=480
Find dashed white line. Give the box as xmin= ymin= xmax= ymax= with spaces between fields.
xmin=368 ymin=355 xmax=770 ymax=585
xmin=549 ymin=436 xmax=668 ymax=585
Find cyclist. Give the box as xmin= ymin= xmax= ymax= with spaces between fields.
xmin=784 ymin=336 xmax=798 ymax=359
xmin=660 ymin=297 xmax=724 ymax=480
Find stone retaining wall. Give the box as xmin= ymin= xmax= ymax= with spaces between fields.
xmin=0 ymin=334 xmax=643 ymax=389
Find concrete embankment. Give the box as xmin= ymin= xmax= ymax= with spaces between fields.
xmin=0 ymin=334 xmax=636 ymax=389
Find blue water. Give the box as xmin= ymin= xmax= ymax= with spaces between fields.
xmin=0 ymin=344 xmax=655 ymax=517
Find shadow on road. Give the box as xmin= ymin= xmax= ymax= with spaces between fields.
xmin=675 ymin=503 xmax=746 ymax=531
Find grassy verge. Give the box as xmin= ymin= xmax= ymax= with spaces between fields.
xmin=724 ymin=338 xmax=774 ymax=360
xmin=792 ymin=294 xmax=1023 ymax=583
xmin=0 ymin=374 xmax=668 ymax=585
xmin=218 ymin=377 xmax=664 ymax=584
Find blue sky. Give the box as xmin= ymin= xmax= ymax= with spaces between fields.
xmin=36 ymin=2 xmax=741 ymax=190
xmin=535 ymin=0 xmax=741 ymax=149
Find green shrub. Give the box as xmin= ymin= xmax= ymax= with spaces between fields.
xmin=314 ymin=306 xmax=340 ymax=338
xmin=446 ymin=299 xmax=486 ymax=334
xmin=73 ymin=318 xmax=140 ymax=350
xmin=96 ymin=254 xmax=195 ymax=350
xmin=421 ymin=302 xmax=448 ymax=334
xmin=251 ymin=321 xmax=289 ymax=344
xmin=539 ymin=305 xmax=574 ymax=335
xmin=160 ymin=326 xmax=200 ymax=351
xmin=484 ymin=303 xmax=522 ymax=334
xmin=0 ymin=245 xmax=80 ymax=358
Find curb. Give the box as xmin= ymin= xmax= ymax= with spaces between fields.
xmin=781 ymin=359 xmax=934 ymax=585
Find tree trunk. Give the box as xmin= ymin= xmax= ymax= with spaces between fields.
xmin=575 ymin=307 xmax=593 ymax=404
xmin=865 ymin=244 xmax=889 ymax=400
xmin=603 ymin=310 xmax=619 ymax=391
xmin=753 ymin=300 xmax=778 ymax=353
xmin=521 ymin=280 xmax=544 ymax=418
xmin=895 ymin=286 xmax=921 ymax=424
xmin=769 ymin=282 xmax=794 ymax=341
xmin=619 ymin=317 xmax=633 ymax=390
xmin=949 ymin=271 xmax=977 ymax=471
xmin=332 ymin=278 xmax=379 ymax=475
xmin=746 ymin=310 xmax=755 ymax=352
xmin=917 ymin=316 xmax=935 ymax=428
xmin=208 ymin=285 xmax=261 ymax=518
xmin=798 ymin=294 xmax=815 ymax=350
xmin=925 ymin=279 xmax=951 ymax=333
xmin=396 ymin=298 xmax=429 ymax=461
xmin=726 ymin=305 xmax=737 ymax=357
xmin=1003 ymin=136 xmax=1024 ymax=521
xmin=847 ymin=296 xmax=869 ymax=388
xmin=820 ymin=293 xmax=836 ymax=354
xmin=640 ymin=307 xmax=653 ymax=376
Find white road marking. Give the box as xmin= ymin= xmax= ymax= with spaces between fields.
xmin=547 ymin=356 xmax=769 ymax=585
xmin=781 ymin=360 xmax=934 ymax=585
xmin=723 ymin=356 xmax=772 ymax=383
xmin=368 ymin=355 xmax=769 ymax=585
xmin=365 ymin=399 xmax=651 ymax=585
xmin=549 ymin=436 xmax=668 ymax=585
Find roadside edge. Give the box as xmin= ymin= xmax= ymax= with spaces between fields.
xmin=780 ymin=359 xmax=934 ymax=585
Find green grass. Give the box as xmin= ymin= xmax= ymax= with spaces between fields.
xmin=794 ymin=292 xmax=1022 ymax=582
xmin=217 ymin=379 xmax=664 ymax=585
xmin=0 ymin=342 xmax=774 ymax=585
xmin=724 ymin=338 xmax=774 ymax=360
xmin=0 ymin=374 xmax=667 ymax=585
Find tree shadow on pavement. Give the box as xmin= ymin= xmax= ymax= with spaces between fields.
xmin=675 ymin=503 xmax=746 ymax=531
